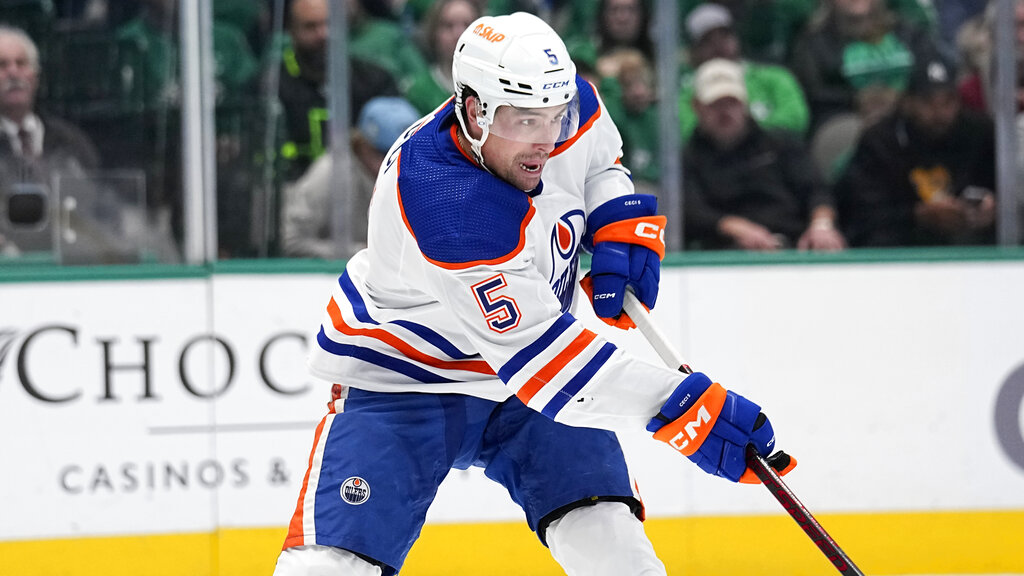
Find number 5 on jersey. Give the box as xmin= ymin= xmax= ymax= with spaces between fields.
xmin=472 ymin=274 xmax=521 ymax=333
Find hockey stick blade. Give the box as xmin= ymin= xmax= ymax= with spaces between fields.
xmin=621 ymin=291 xmax=866 ymax=575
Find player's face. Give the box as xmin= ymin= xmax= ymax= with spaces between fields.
xmin=480 ymin=128 xmax=555 ymax=192
xmin=465 ymin=97 xmax=567 ymax=191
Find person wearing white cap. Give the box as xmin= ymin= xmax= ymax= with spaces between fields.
xmin=684 ymin=58 xmax=846 ymax=251
xmin=678 ymin=2 xmax=810 ymax=142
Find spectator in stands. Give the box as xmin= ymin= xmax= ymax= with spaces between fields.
xmin=566 ymin=0 xmax=654 ymax=79
xmin=956 ymin=0 xmax=1024 ymax=114
xmin=0 ymin=24 xmax=132 ymax=260
xmin=789 ymin=0 xmax=943 ymax=133
xmin=678 ymin=3 xmax=810 ymax=142
xmin=277 ymin=0 xmax=401 ymax=181
xmin=281 ymin=96 xmax=421 ymax=258
xmin=348 ymin=0 xmax=430 ymax=94
xmin=116 ymin=0 xmax=259 ymax=109
xmin=939 ymin=0 xmax=988 ymax=66
xmin=213 ymin=0 xmax=271 ymax=57
xmin=0 ymin=26 xmax=98 ymax=173
xmin=683 ymin=59 xmax=846 ymax=251
xmin=680 ymin=0 xmax=817 ymax=66
xmin=405 ymin=0 xmax=480 ymax=115
xmin=598 ymin=49 xmax=661 ymax=190
xmin=835 ymin=58 xmax=996 ymax=246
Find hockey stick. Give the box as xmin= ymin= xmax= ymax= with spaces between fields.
xmin=621 ymin=291 xmax=867 ymax=576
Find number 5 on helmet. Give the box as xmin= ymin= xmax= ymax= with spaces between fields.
xmin=646 ymin=372 xmax=797 ymax=483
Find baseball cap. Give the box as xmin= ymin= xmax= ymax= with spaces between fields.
xmin=906 ymin=58 xmax=957 ymax=97
xmin=357 ymin=96 xmax=422 ymax=153
xmin=685 ymin=3 xmax=733 ymax=44
xmin=693 ymin=58 xmax=747 ymax=104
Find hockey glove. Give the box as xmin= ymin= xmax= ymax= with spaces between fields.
xmin=583 ymin=194 xmax=665 ymax=328
xmin=646 ymin=372 xmax=797 ymax=483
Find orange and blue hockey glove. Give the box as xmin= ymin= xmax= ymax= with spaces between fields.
xmin=646 ymin=372 xmax=796 ymax=483
xmin=582 ymin=194 xmax=665 ymax=329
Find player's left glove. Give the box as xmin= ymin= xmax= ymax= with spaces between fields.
xmin=582 ymin=194 xmax=665 ymax=329
xmin=646 ymin=372 xmax=797 ymax=483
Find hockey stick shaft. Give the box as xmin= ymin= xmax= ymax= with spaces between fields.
xmin=621 ymin=292 xmax=866 ymax=576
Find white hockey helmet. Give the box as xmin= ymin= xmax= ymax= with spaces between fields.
xmin=452 ymin=12 xmax=579 ymax=155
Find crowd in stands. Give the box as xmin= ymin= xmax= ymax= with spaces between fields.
xmin=0 ymin=0 xmax=1016 ymax=263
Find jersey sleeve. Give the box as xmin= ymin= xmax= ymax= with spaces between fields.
xmin=555 ymin=77 xmax=638 ymax=215
xmin=418 ymin=238 xmax=681 ymax=433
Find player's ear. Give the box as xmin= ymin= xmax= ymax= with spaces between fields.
xmin=465 ymin=95 xmax=482 ymax=123
xmin=463 ymin=95 xmax=487 ymax=138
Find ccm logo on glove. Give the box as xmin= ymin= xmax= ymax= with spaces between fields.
xmin=647 ymin=372 xmax=796 ymax=483
xmin=592 ymin=216 xmax=667 ymax=259
xmin=652 ymin=382 xmax=726 ymax=455
xmin=634 ymin=221 xmax=664 ymax=242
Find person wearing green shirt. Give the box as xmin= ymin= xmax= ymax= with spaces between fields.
xmin=598 ymin=50 xmax=661 ymax=186
xmin=678 ymin=0 xmax=936 ymax=65
xmin=116 ymin=0 xmax=258 ymax=109
xmin=347 ymin=0 xmax=430 ymax=95
xmin=404 ymin=0 xmax=481 ymax=115
xmin=679 ymin=3 xmax=810 ymax=141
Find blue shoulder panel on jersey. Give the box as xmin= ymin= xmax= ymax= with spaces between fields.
xmin=397 ymin=111 xmax=533 ymax=268
xmin=574 ymin=75 xmax=600 ymax=131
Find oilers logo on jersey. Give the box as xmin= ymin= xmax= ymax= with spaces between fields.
xmin=550 ymin=210 xmax=585 ymax=313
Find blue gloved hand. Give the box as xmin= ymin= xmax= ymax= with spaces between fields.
xmin=583 ymin=195 xmax=665 ymax=327
xmin=646 ymin=372 xmax=796 ymax=483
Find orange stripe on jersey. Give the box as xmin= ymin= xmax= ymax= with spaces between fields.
xmin=327 ymin=297 xmax=496 ymax=375
xmin=283 ymin=414 xmax=329 ymax=549
xmin=551 ymin=81 xmax=602 ymax=157
xmin=516 ymin=329 xmax=598 ymax=405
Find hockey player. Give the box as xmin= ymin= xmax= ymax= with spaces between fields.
xmin=273 ymin=12 xmax=795 ymax=576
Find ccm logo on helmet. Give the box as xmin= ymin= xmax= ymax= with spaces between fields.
xmin=473 ymin=24 xmax=505 ymax=42
xmin=543 ymin=80 xmax=571 ymax=90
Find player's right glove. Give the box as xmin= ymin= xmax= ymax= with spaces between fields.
xmin=646 ymin=372 xmax=796 ymax=483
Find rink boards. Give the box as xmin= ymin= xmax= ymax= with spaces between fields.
xmin=1 ymin=251 xmax=1023 ymax=575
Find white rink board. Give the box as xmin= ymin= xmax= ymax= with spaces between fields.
xmin=1 ymin=261 xmax=1023 ymax=540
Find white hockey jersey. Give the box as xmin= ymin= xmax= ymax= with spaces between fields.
xmin=309 ymin=78 xmax=682 ymax=433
